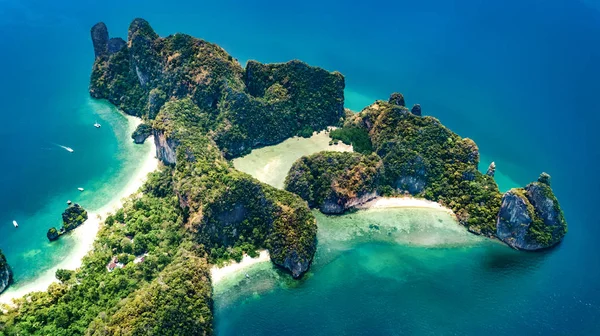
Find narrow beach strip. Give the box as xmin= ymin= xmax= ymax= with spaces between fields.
xmin=359 ymin=196 xmax=456 ymax=217
xmin=0 ymin=119 xmax=158 ymax=305
xmin=210 ymin=250 xmax=270 ymax=284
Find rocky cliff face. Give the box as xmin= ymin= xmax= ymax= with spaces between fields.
xmin=320 ymin=191 xmax=378 ymax=214
xmin=496 ymin=174 xmax=567 ymax=250
xmin=0 ymin=249 xmax=13 ymax=294
xmin=131 ymin=123 xmax=152 ymax=144
xmin=153 ymin=130 xmax=178 ymax=165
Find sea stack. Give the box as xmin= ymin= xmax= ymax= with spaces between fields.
xmin=496 ymin=173 xmax=567 ymax=250
xmin=486 ymin=162 xmax=496 ymax=177
xmin=91 ymin=22 xmax=109 ymax=58
xmin=388 ymin=92 xmax=406 ymax=106
xmin=0 ymin=249 xmax=13 ymax=294
xmin=411 ymin=104 xmax=422 ymax=116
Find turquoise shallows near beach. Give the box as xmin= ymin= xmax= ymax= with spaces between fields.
xmin=1 ymin=0 xmax=600 ymax=334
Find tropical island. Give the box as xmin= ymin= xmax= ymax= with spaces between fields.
xmin=0 ymin=18 xmax=567 ymax=335
xmin=46 ymin=204 xmax=89 ymax=242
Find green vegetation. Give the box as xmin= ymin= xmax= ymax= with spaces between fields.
xmin=91 ymin=19 xmax=345 ymax=158
xmin=329 ymin=126 xmax=373 ymax=154
xmin=0 ymin=169 xmax=212 ymax=335
xmin=155 ymin=98 xmax=318 ymax=277
xmin=131 ymin=123 xmax=152 ymax=144
xmin=524 ymin=180 xmax=567 ymax=246
xmin=287 ymin=100 xmax=502 ymax=235
xmin=61 ymin=204 xmax=88 ymax=231
xmin=2 ymin=17 xmax=568 ymax=335
xmin=46 ymin=204 xmax=89 ymax=242
xmin=285 ymin=152 xmax=382 ymax=212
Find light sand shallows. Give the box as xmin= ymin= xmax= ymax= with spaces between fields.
xmin=359 ymin=197 xmax=456 ymax=217
xmin=0 ymin=119 xmax=158 ymax=305
xmin=233 ymin=129 xmax=353 ymax=189
xmin=210 ymin=250 xmax=271 ymax=284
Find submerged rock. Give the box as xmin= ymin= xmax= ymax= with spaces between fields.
xmin=496 ymin=173 xmax=567 ymax=250
xmin=0 ymin=249 xmax=13 ymax=294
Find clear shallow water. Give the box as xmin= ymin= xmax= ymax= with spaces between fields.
xmin=214 ymin=209 xmax=545 ymax=335
xmin=1 ymin=0 xmax=598 ymax=333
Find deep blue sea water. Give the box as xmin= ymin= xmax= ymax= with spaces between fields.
xmin=0 ymin=0 xmax=599 ymax=334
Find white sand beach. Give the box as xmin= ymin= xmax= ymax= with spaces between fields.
xmin=359 ymin=197 xmax=456 ymax=217
xmin=0 ymin=117 xmax=158 ymax=305
xmin=210 ymin=250 xmax=271 ymax=284
xmin=233 ymin=129 xmax=352 ymax=189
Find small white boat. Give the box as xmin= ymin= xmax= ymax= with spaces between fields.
xmin=12 ymin=220 xmax=18 ymax=228
xmin=67 ymin=200 xmax=72 ymax=205
xmin=65 ymin=147 xmax=74 ymax=153
xmin=78 ymin=187 xmax=84 ymax=191
xmin=94 ymin=121 xmax=101 ymax=128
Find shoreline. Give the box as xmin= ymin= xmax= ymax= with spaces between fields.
xmin=210 ymin=250 xmax=270 ymax=284
xmin=0 ymin=116 xmax=158 ymax=305
xmin=358 ymin=196 xmax=456 ymax=217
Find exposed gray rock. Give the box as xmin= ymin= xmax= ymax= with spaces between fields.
xmin=91 ymin=22 xmax=109 ymax=58
xmin=0 ymin=250 xmax=12 ymax=294
xmin=277 ymin=250 xmax=312 ymax=279
xmin=396 ymin=175 xmax=426 ymax=194
xmin=486 ymin=162 xmax=496 ymax=177
xmin=411 ymin=104 xmax=422 ymax=116
xmin=153 ymin=130 xmax=179 ymax=165
xmin=388 ymin=92 xmax=406 ymax=106
xmin=107 ymin=37 xmax=126 ymax=54
xmin=131 ymin=123 xmax=152 ymax=144
xmin=496 ymin=190 xmax=536 ymax=250
xmin=525 ymin=182 xmax=566 ymax=245
xmin=320 ymin=191 xmax=378 ymax=214
xmin=496 ymin=175 xmax=567 ymax=250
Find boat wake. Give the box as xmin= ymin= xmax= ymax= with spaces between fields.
xmin=54 ymin=143 xmax=74 ymax=153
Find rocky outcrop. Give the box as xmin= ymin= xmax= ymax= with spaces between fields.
xmin=62 ymin=204 xmax=88 ymax=231
xmin=388 ymin=92 xmax=405 ymax=106
xmin=107 ymin=38 xmax=126 ymax=54
xmin=47 ymin=204 xmax=87 ymax=242
xmin=411 ymin=104 xmax=422 ymax=116
xmin=496 ymin=174 xmax=567 ymax=250
xmin=0 ymin=249 xmax=12 ymax=293
xmin=131 ymin=123 xmax=152 ymax=144
xmin=47 ymin=227 xmax=59 ymax=241
xmin=91 ymin=22 xmax=109 ymax=58
xmin=486 ymin=162 xmax=496 ymax=177
xmin=320 ymin=191 xmax=378 ymax=214
xmin=153 ymin=130 xmax=178 ymax=165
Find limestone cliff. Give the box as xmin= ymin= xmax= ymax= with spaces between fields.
xmin=496 ymin=173 xmax=567 ymax=250
xmin=131 ymin=123 xmax=152 ymax=144
xmin=90 ymin=18 xmax=345 ymax=158
xmin=0 ymin=249 xmax=12 ymax=294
